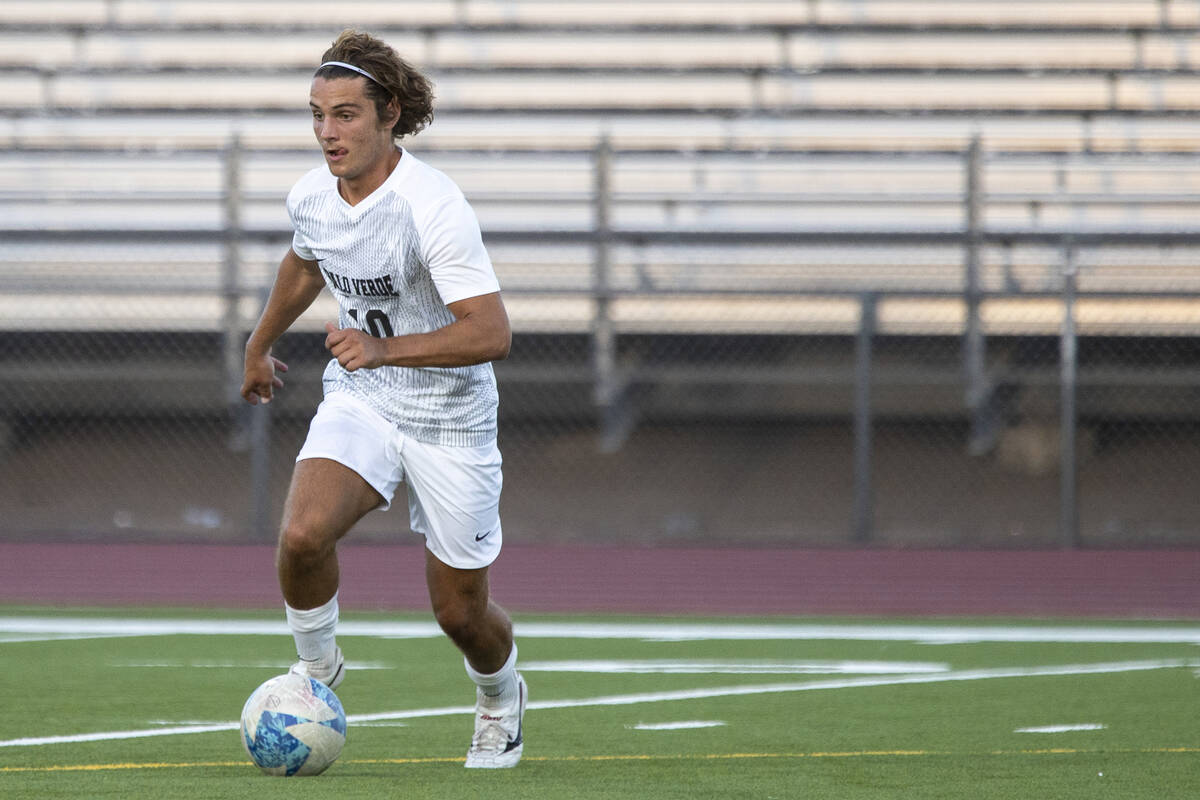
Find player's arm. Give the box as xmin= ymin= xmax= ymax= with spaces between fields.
xmin=324 ymin=291 xmax=511 ymax=371
xmin=241 ymin=248 xmax=327 ymax=404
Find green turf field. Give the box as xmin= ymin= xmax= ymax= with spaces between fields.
xmin=1 ymin=607 xmax=1198 ymax=799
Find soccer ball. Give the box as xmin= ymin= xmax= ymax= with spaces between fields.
xmin=240 ymin=672 xmax=347 ymax=776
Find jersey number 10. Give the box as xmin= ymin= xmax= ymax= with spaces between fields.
xmin=347 ymin=308 xmax=395 ymax=338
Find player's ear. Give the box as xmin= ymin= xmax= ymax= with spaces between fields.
xmin=382 ymin=99 xmax=401 ymax=130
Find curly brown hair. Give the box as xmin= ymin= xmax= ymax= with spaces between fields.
xmin=315 ymin=29 xmax=435 ymax=139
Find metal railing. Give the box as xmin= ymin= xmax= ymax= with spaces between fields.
xmin=3 ymin=135 xmax=1200 ymax=545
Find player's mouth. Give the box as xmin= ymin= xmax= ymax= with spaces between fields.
xmin=327 ymin=147 xmax=348 ymax=162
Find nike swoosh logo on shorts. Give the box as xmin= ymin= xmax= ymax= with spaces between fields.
xmin=475 ymin=530 xmax=493 ymax=542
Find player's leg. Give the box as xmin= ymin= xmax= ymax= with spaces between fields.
xmin=279 ymin=392 xmax=403 ymax=688
xmin=426 ymin=552 xmax=526 ymax=768
xmin=424 ymin=552 xmax=514 ymax=674
xmin=277 ymin=456 xmax=383 ymax=688
xmin=401 ymin=435 xmax=525 ymax=767
xmin=278 ymin=456 xmax=383 ymax=608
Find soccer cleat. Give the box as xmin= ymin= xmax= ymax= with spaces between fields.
xmin=289 ymin=646 xmax=345 ymax=691
xmin=464 ymin=673 xmax=527 ymax=769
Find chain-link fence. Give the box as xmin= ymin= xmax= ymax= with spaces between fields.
xmin=2 ymin=137 xmax=1199 ymax=548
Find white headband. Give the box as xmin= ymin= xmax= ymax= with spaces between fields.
xmin=316 ymin=61 xmax=380 ymax=84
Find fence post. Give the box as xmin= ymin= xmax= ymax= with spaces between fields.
xmin=1059 ymin=239 xmax=1080 ymax=548
xmin=223 ymin=133 xmax=272 ymax=540
xmin=963 ymin=135 xmax=990 ymax=455
xmin=852 ymin=293 xmax=877 ymax=543
xmin=249 ymin=359 xmax=273 ymax=542
xmin=591 ymin=134 xmax=628 ymax=452
xmin=222 ymin=133 xmax=244 ymax=411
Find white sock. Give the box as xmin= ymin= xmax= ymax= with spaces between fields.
xmin=465 ymin=643 xmax=519 ymax=704
xmin=285 ymin=594 xmax=339 ymax=665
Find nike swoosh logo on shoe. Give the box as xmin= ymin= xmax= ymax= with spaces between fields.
xmin=503 ymin=728 xmax=522 ymax=753
xmin=328 ymin=660 xmax=345 ymax=690
xmin=503 ymin=683 xmax=524 ymax=753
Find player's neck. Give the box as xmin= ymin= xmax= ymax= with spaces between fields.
xmin=337 ymin=146 xmax=402 ymax=206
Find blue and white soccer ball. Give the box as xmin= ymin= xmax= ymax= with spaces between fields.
xmin=240 ymin=672 xmax=347 ymax=776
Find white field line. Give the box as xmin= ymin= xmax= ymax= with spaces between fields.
xmin=114 ymin=660 xmax=392 ymax=671
xmin=519 ymin=660 xmax=951 ymax=674
xmin=112 ymin=658 xmax=946 ymax=676
xmin=1015 ymin=724 xmax=1108 ymax=733
xmin=0 ymin=633 xmax=135 ymax=644
xmin=3 ymin=617 xmax=1200 ymax=644
xmin=0 ymin=723 xmax=243 ymax=748
xmin=629 ymin=721 xmax=727 ymax=731
xmin=509 ymin=659 xmax=1200 ymax=714
xmin=2 ymin=658 xmax=1195 ymax=749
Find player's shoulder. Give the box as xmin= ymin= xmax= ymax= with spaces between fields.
xmin=391 ymin=150 xmax=467 ymax=209
xmin=287 ymin=164 xmax=336 ymax=208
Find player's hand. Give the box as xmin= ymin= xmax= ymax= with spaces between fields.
xmin=325 ymin=322 xmax=386 ymax=371
xmin=241 ymin=351 xmax=288 ymax=405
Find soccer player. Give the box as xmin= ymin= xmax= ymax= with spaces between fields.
xmin=239 ymin=30 xmax=525 ymax=769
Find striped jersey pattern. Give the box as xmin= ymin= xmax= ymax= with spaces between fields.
xmin=287 ymin=152 xmax=500 ymax=447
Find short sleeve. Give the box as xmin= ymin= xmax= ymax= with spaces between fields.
xmin=420 ymin=194 xmax=500 ymax=305
xmin=286 ymin=185 xmax=318 ymax=262
xmin=291 ymin=230 xmax=316 ymax=261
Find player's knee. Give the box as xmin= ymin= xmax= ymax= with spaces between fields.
xmin=432 ymin=599 xmax=478 ymax=645
xmin=278 ymin=518 xmax=335 ymax=567
xmin=432 ymin=602 xmax=468 ymax=639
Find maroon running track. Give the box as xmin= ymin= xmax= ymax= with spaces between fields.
xmin=1 ymin=543 xmax=1197 ymax=618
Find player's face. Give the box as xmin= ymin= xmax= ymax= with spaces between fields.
xmin=309 ymin=77 xmax=397 ymax=188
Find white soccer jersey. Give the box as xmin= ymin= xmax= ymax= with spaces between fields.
xmin=287 ymin=150 xmax=501 ymax=446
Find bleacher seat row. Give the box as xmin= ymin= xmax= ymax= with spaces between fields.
xmin=1 ymin=1 xmax=1196 ymax=30
xmin=6 ymin=30 xmax=1200 ymax=71
xmin=7 ymin=71 xmax=1200 ymax=114
xmin=3 ymin=0 xmax=1200 ymax=343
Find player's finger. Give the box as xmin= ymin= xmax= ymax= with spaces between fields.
xmin=323 ymin=322 xmax=340 ymax=347
xmin=272 ymin=357 xmax=289 ymax=373
xmin=339 ymin=341 xmax=361 ymax=369
xmin=241 ymin=377 xmax=266 ymax=404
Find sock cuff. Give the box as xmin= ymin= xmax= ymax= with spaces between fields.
xmin=464 ymin=642 xmax=518 ymax=687
xmin=285 ymin=594 xmax=339 ymax=633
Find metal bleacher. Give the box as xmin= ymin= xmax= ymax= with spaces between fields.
xmin=3 ymin=0 xmax=1200 ymax=435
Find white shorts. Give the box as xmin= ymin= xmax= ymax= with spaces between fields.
xmin=295 ymin=392 xmax=503 ymax=569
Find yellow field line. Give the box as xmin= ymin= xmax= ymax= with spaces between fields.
xmin=0 ymin=761 xmax=250 ymax=773
xmin=3 ymin=748 xmax=1199 ymax=774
